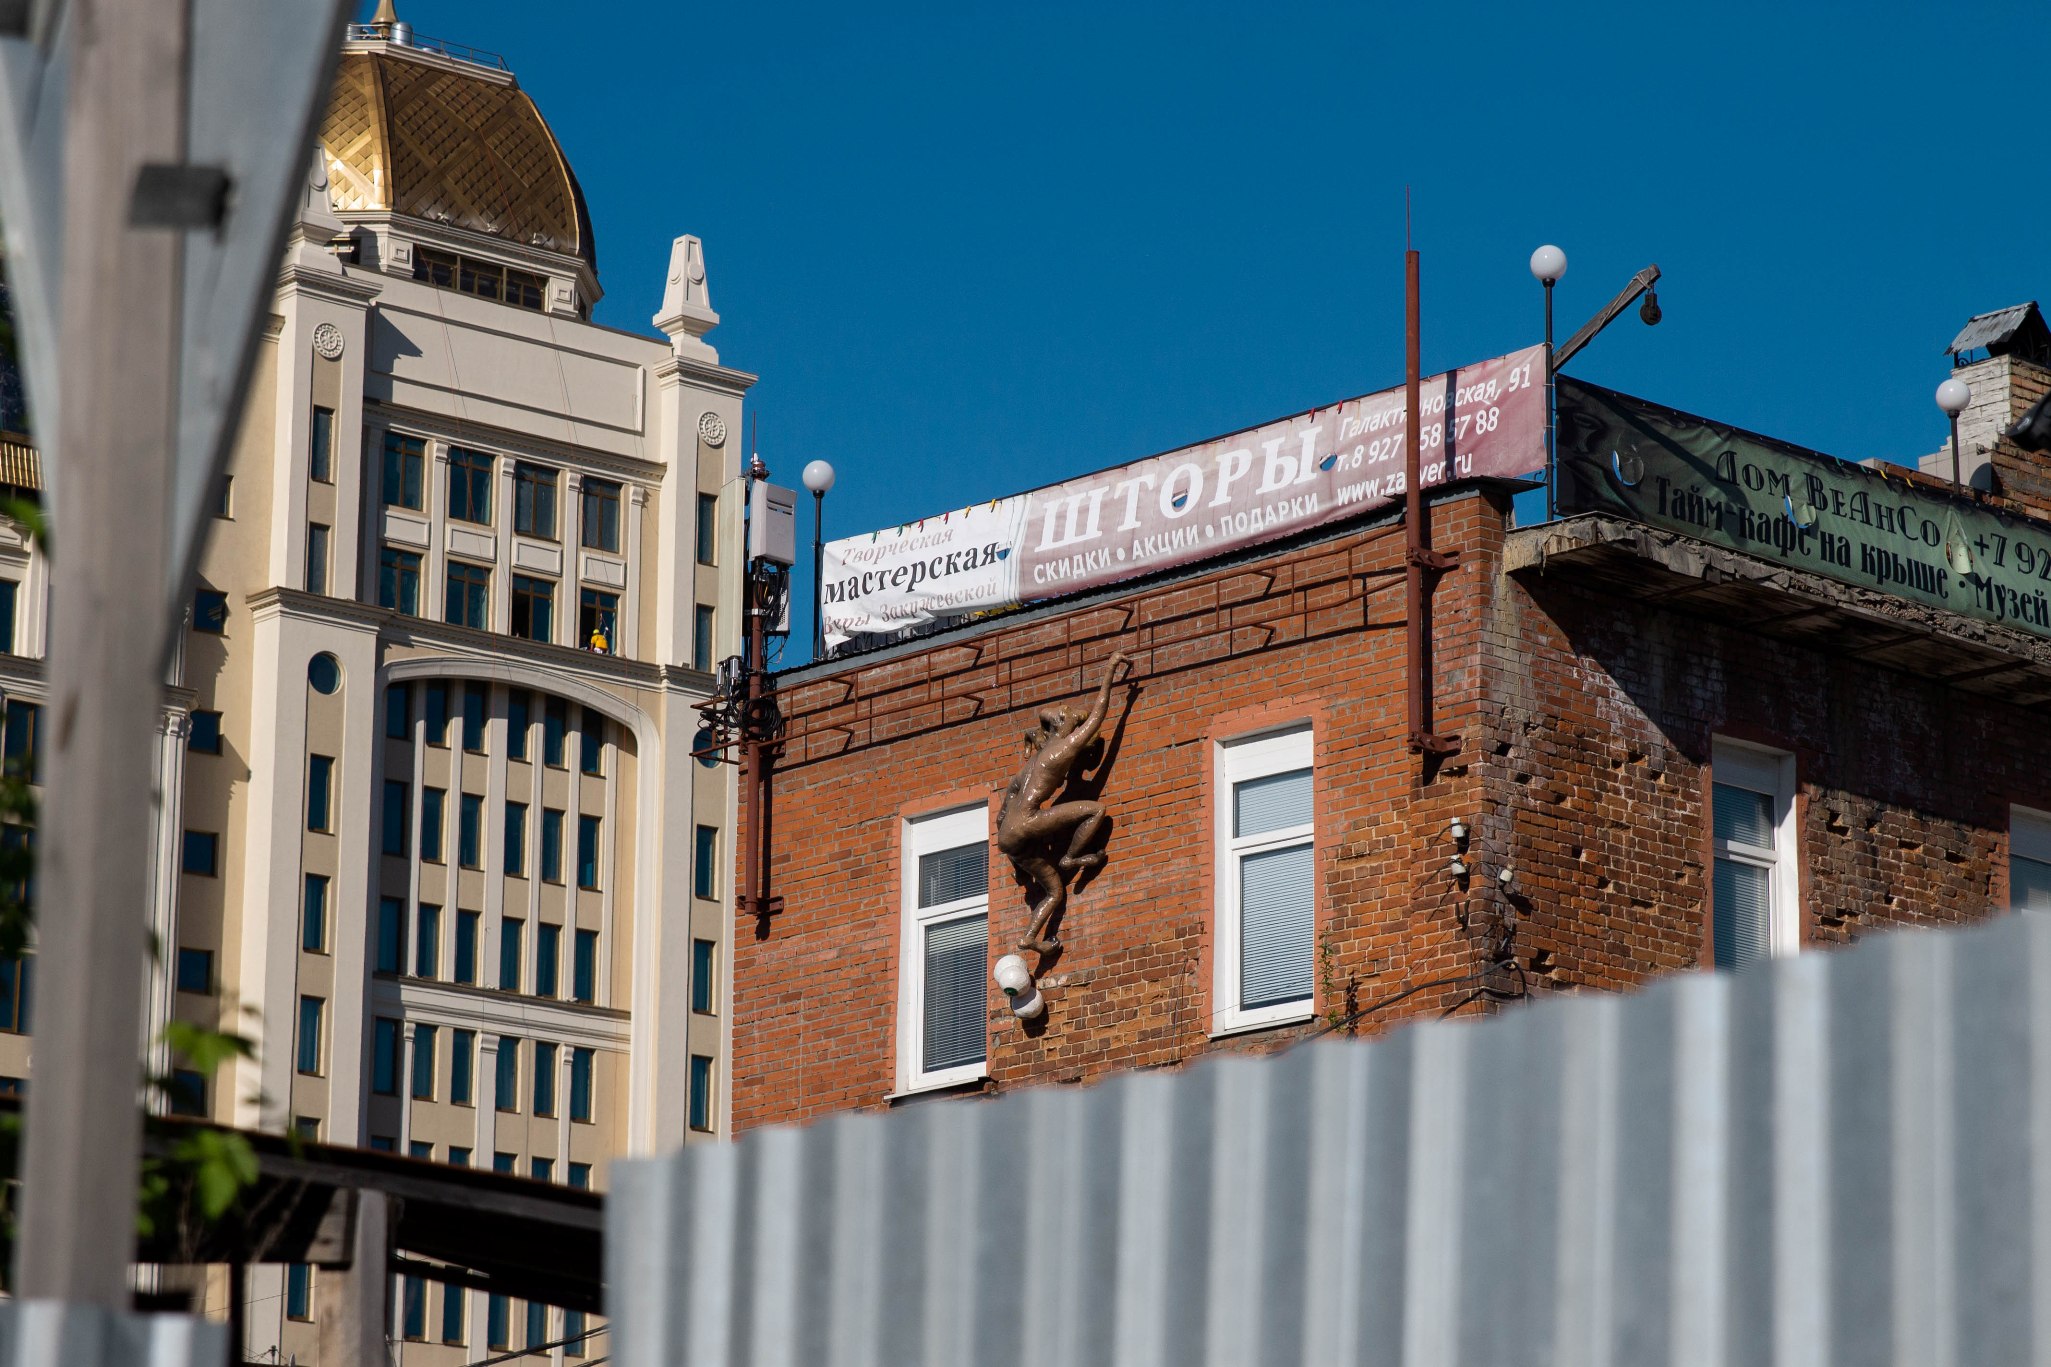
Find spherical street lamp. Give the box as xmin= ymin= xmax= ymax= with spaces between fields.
xmin=1529 ymin=244 xmax=1567 ymax=284
xmin=802 ymin=459 xmax=837 ymax=494
xmin=1937 ymin=378 xmax=1973 ymax=491
xmin=802 ymin=460 xmax=837 ymax=658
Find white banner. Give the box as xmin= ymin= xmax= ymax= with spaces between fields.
xmin=821 ymin=497 xmax=1029 ymax=646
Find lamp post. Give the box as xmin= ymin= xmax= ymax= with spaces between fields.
xmin=1937 ymin=378 xmax=1972 ymax=492
xmin=1530 ymin=245 xmax=1567 ymax=519
xmin=802 ymin=459 xmax=836 ymax=659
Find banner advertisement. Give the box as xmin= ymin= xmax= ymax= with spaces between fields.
xmin=1557 ymin=377 xmax=2051 ymax=643
xmin=822 ymin=346 xmax=1546 ymax=651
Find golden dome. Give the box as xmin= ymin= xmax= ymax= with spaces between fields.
xmin=318 ymin=44 xmax=595 ymax=268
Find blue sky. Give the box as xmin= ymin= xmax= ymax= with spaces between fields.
xmin=370 ymin=2 xmax=2050 ymax=658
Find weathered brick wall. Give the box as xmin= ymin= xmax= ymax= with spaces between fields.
xmin=735 ymin=484 xmax=2050 ymax=1136
xmin=733 ymin=495 xmax=1510 ymax=1133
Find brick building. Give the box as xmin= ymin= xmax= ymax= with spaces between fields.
xmin=730 ymin=307 xmax=2051 ymax=1134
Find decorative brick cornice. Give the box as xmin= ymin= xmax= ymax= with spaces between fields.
xmin=654 ymin=355 xmax=757 ymax=397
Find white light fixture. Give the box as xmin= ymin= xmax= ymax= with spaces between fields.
xmin=802 ymin=459 xmax=837 ymax=494
xmin=1496 ymin=865 xmax=1516 ymax=890
xmin=1936 ymin=378 xmax=1972 ymax=417
xmin=1529 ymin=244 xmax=1567 ymax=284
xmin=1449 ymin=856 xmax=1470 ymax=879
xmin=992 ymin=953 xmax=1044 ymax=1019
xmin=1448 ymin=817 xmax=1469 ymax=845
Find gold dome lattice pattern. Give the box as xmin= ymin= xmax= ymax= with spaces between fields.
xmin=317 ymin=49 xmax=588 ymax=263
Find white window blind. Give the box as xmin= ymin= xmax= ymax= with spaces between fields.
xmin=1215 ymin=726 xmax=1316 ymax=1034
xmin=2011 ymin=807 xmax=2051 ymax=913
xmin=900 ymin=805 xmax=990 ymax=1091
xmin=1711 ymin=739 xmax=1796 ymax=970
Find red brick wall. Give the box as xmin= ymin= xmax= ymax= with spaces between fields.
xmin=734 ymin=486 xmax=2048 ymax=1135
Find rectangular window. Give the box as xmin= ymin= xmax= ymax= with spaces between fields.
xmin=412 ymin=1023 xmax=437 ymax=1099
xmin=0 ymin=956 xmax=30 ymax=1033
xmin=383 ymin=780 xmax=409 ymax=856
xmin=527 ymin=1302 xmax=546 ymax=1353
xmin=566 ymin=1309 xmax=588 ymax=1356
xmin=403 ymin=1275 xmax=427 ymax=1340
xmin=459 ymin=793 xmax=483 ymax=869
xmin=451 ymin=1028 xmax=474 ymax=1105
xmin=689 ymin=1055 xmax=713 ymax=1131
xmin=0 ymin=578 xmax=15 ymax=654
xmin=900 ymin=805 xmax=989 ymax=1090
xmin=1214 ymin=726 xmax=1316 ymax=1033
xmin=445 ymin=561 xmax=491 ymax=629
xmin=302 ymin=874 xmax=328 ymax=952
xmin=514 ymin=462 xmax=558 ymax=539
xmin=425 ymin=680 xmax=449 ymax=746
xmin=440 ymin=1281 xmax=466 ymax=1346
xmin=495 ymin=1038 xmax=519 ymax=1112
xmin=292 ymin=1116 xmax=319 ymax=1140
xmin=573 ymin=928 xmax=597 ymax=1004
xmin=307 ymin=754 xmax=334 ymax=832
xmin=532 ymin=1156 xmax=553 ymax=1183
xmin=378 ymin=546 xmax=421 ymax=615
xmin=1711 ymin=738 xmax=1798 ymax=970
xmin=286 ymin=1265 xmax=313 ymax=1321
xmin=579 ymin=708 xmax=605 ymax=776
xmin=415 ymin=903 xmax=440 ymax=979
xmin=569 ymin=1046 xmax=593 ymax=1122
xmin=2014 ymin=807 xmax=2051 ymax=912
xmin=376 ymin=898 xmax=405 ymax=974
xmin=189 ymin=709 xmax=223 ymax=754
xmin=455 ymin=910 xmax=479 ymax=985
xmin=693 ymin=825 xmax=718 ymax=901
xmin=511 ymin=575 xmax=554 ymax=642
xmin=214 ymin=475 xmax=232 ymax=518
xmin=372 ymin=1017 xmax=400 ymax=1095
xmin=420 ymin=786 xmax=445 ymax=863
xmin=369 ymin=1136 xmax=395 ymax=1153
xmin=175 ymin=947 xmax=213 ymax=994
xmin=305 ymin=522 xmax=330 ymax=596
xmin=568 ymin=1162 xmax=591 ymax=1190
xmin=309 ymin=405 xmax=335 ymax=483
xmin=493 ymin=1152 xmax=515 ymax=1174
xmin=462 ymin=684 xmax=487 ymax=752
xmin=533 ymin=1041 xmax=557 ymax=1116
xmin=536 ymin=922 xmax=560 ymax=998
xmin=167 ymin=1069 xmax=207 ymax=1117
xmin=194 ymin=589 xmax=228 ymax=635
xmin=448 ymin=447 xmax=494 ymax=525
xmin=386 ymin=683 xmax=411 ymax=740
xmin=691 ymin=938 xmax=715 ymax=1014
xmin=181 ymin=830 xmax=219 ymax=877
xmin=507 ymin=689 xmax=531 ymax=761
xmin=500 ymin=919 xmax=523 ymax=992
xmin=541 ymin=808 xmax=564 ymax=883
xmin=2 ymin=700 xmax=37 ymax=782
xmin=297 ymin=995 xmax=323 ymax=1075
xmin=581 ymin=477 xmax=621 ymax=551
xmin=505 ymin=801 xmax=528 ymax=877
xmin=696 ymin=491 xmax=718 ymax=566
xmin=693 ymin=604 xmax=715 ymax=672
xmin=579 ymin=588 xmax=618 ymax=655
xmin=411 ymin=1140 xmax=432 ymax=1162
xmin=543 ymin=698 xmax=567 ymax=766
xmin=577 ymin=815 xmax=601 ymax=890
xmin=383 ymin=432 xmax=425 ymax=510
xmin=449 ymin=1146 xmax=471 ymax=1167
xmin=489 ymin=1295 xmax=510 ymax=1351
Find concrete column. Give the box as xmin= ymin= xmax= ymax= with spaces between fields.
xmin=493 ymin=458 xmax=515 ymax=636
xmin=141 ymin=707 xmax=190 ymax=1096
xmin=624 ymin=483 xmax=648 ymax=659
xmin=428 ymin=442 xmax=450 ymax=620
xmin=316 ymin=1190 xmax=391 ymax=1367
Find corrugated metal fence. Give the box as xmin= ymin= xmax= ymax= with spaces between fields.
xmin=611 ymin=913 xmax=2051 ymax=1366
xmin=0 ymin=1301 xmax=224 ymax=1367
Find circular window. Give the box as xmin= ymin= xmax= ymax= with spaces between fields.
xmin=308 ymin=652 xmax=342 ymax=695
xmin=693 ymin=726 xmax=719 ymax=769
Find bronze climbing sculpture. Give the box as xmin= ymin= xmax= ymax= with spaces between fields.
xmin=997 ymin=650 xmax=1133 ymax=953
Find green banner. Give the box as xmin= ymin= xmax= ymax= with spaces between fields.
xmin=1556 ymin=377 xmax=2051 ymax=641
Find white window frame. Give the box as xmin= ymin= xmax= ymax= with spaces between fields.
xmin=2009 ymin=805 xmax=2051 ymax=912
xmin=1710 ymin=737 xmax=1799 ymax=962
xmin=1213 ymin=724 xmax=1317 ymax=1036
xmin=897 ymin=803 xmax=990 ymax=1093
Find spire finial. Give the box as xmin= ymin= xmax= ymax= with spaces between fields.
xmin=370 ymin=0 xmax=400 ymax=27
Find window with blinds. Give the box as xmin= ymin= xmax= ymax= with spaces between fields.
xmin=1215 ymin=725 xmax=1316 ymax=1033
xmin=2011 ymin=806 xmax=2051 ymax=913
xmin=1710 ymin=739 xmax=1796 ymax=970
xmin=900 ymin=805 xmax=990 ymax=1090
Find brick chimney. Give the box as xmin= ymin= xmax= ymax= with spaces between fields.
xmin=1918 ymin=302 xmax=2051 ymax=514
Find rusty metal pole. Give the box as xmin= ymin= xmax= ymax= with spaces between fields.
xmin=1404 ymin=248 xmax=1458 ymax=759
xmin=742 ymin=572 xmax=767 ymax=917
